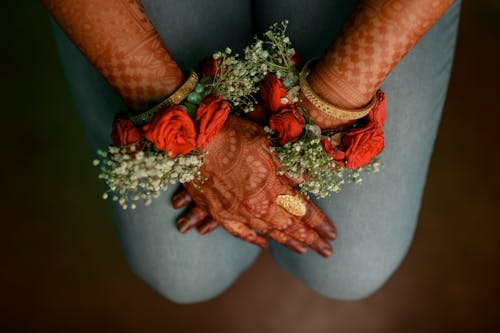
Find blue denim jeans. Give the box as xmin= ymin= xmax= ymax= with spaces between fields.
xmin=52 ymin=0 xmax=461 ymax=303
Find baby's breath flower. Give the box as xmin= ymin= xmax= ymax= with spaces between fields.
xmin=274 ymin=125 xmax=381 ymax=198
xmin=208 ymin=21 xmax=297 ymax=113
xmin=94 ymin=21 xmax=381 ymax=210
xmin=95 ymin=144 xmax=205 ymax=209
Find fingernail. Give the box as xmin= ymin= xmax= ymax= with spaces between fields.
xmin=320 ymin=242 xmax=333 ymax=257
xmin=328 ymin=229 xmax=337 ymax=240
xmin=296 ymin=243 xmax=308 ymax=254
xmin=177 ymin=218 xmax=190 ymax=233
xmin=199 ymin=224 xmax=211 ymax=235
xmin=321 ymin=248 xmax=332 ymax=257
xmin=172 ymin=194 xmax=186 ymax=209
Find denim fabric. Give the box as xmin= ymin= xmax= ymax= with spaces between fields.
xmin=255 ymin=0 xmax=462 ymax=300
xmin=52 ymin=0 xmax=461 ymax=303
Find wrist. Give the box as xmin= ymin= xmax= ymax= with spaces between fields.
xmin=308 ymin=60 xmax=373 ymax=109
xmin=298 ymin=92 xmax=356 ymax=130
xmin=138 ymin=67 xmax=185 ymax=110
xmin=298 ymin=60 xmax=376 ymax=130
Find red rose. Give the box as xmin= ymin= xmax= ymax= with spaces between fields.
xmin=342 ymin=123 xmax=384 ymax=169
xmin=143 ymin=105 xmax=197 ymax=158
xmin=260 ymin=74 xmax=290 ymax=113
xmin=365 ymin=90 xmax=387 ymax=127
xmin=321 ymin=137 xmax=346 ymax=163
xmin=200 ymin=56 xmax=221 ymax=77
xmin=111 ymin=118 xmax=142 ymax=147
xmin=290 ymin=51 xmax=303 ymax=68
xmin=321 ymin=91 xmax=387 ymax=168
xmin=195 ymin=94 xmax=231 ymax=147
xmin=269 ymin=106 xmax=306 ymax=145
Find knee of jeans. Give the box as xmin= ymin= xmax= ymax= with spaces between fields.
xmin=124 ymin=257 xmax=240 ymax=304
xmin=272 ymin=242 xmax=407 ymax=301
xmin=306 ymin=266 xmax=396 ymax=301
xmin=118 ymin=229 xmax=261 ymax=304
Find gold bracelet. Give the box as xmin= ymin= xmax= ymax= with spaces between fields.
xmin=299 ymin=60 xmax=376 ymax=121
xmin=130 ymin=71 xmax=199 ymax=124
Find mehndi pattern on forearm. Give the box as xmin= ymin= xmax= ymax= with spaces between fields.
xmin=44 ymin=0 xmax=183 ymax=110
xmin=309 ymin=0 xmax=455 ymax=110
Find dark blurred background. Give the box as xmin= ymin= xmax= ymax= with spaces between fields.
xmin=2 ymin=1 xmax=499 ymax=332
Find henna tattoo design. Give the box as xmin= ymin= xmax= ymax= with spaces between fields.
xmin=45 ymin=0 xmax=337 ymax=256
xmin=43 ymin=0 xmax=183 ymax=111
xmin=173 ymin=116 xmax=337 ymax=257
xmin=304 ymin=0 xmax=455 ymax=129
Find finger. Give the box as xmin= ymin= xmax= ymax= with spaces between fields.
xmin=309 ymin=236 xmax=333 ymax=258
xmin=301 ymin=199 xmax=337 ymax=240
xmin=196 ymin=216 xmax=219 ymax=235
xmin=219 ymin=219 xmax=269 ymax=249
xmin=276 ymin=213 xmax=332 ymax=257
xmin=176 ymin=204 xmax=208 ymax=233
xmin=247 ymin=218 xmax=307 ymax=254
xmin=268 ymin=229 xmax=308 ymax=255
xmin=172 ymin=186 xmax=193 ymax=209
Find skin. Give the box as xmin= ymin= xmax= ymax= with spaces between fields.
xmin=175 ymin=115 xmax=336 ymax=256
xmin=185 ymin=0 xmax=456 ymax=247
xmin=42 ymin=0 xmax=183 ymax=111
xmin=43 ymin=0 xmax=335 ymax=256
xmin=303 ymin=0 xmax=455 ymax=129
xmin=44 ymin=0 xmax=455 ymax=256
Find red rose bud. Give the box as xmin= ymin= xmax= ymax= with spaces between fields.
xmin=111 ymin=118 xmax=143 ymax=147
xmin=365 ymin=90 xmax=387 ymax=128
xmin=143 ymin=105 xmax=197 ymax=158
xmin=321 ymin=138 xmax=346 ymax=164
xmin=195 ymin=94 xmax=231 ymax=147
xmin=260 ymin=74 xmax=290 ymax=113
xmin=290 ymin=51 xmax=303 ymax=68
xmin=342 ymin=123 xmax=384 ymax=169
xmin=269 ymin=106 xmax=306 ymax=145
xmin=200 ymin=56 xmax=221 ymax=77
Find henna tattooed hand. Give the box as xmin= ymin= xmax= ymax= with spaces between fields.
xmin=304 ymin=0 xmax=455 ymax=129
xmin=43 ymin=0 xmax=184 ymax=111
xmin=172 ymin=115 xmax=336 ymax=257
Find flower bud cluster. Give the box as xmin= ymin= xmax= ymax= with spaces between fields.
xmin=94 ymin=143 xmax=204 ymax=209
xmin=211 ymin=21 xmax=296 ymax=113
xmin=271 ymin=124 xmax=381 ymax=198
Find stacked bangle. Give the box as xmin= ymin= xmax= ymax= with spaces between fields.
xmin=299 ymin=60 xmax=376 ymax=121
xmin=130 ymin=71 xmax=199 ymax=124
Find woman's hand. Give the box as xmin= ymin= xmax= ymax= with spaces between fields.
xmin=302 ymin=0 xmax=455 ymax=130
xmin=172 ymin=115 xmax=336 ymax=257
xmin=43 ymin=0 xmax=184 ymax=111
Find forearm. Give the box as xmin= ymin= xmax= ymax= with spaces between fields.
xmin=306 ymin=0 xmax=454 ymax=125
xmin=43 ymin=0 xmax=183 ymax=111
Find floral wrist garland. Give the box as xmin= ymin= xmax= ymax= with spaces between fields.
xmin=94 ymin=21 xmax=385 ymax=209
xmin=264 ymin=81 xmax=386 ymax=197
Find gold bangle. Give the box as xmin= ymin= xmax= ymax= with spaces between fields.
xmin=130 ymin=71 xmax=199 ymax=124
xmin=166 ymin=71 xmax=199 ymax=105
xmin=299 ymin=60 xmax=376 ymax=120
